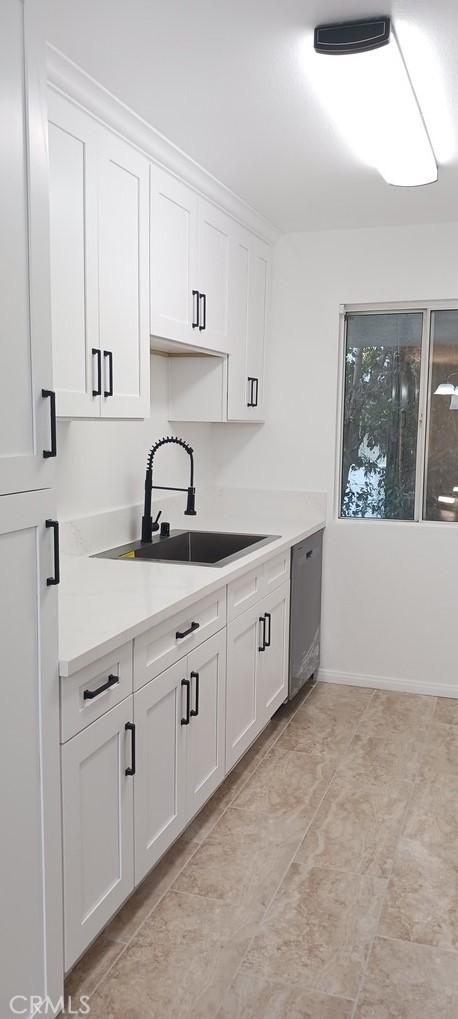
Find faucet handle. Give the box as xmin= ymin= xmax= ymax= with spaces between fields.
xmin=152 ymin=510 xmax=162 ymax=532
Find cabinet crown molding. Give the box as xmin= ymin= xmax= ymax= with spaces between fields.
xmin=46 ymin=44 xmax=280 ymax=246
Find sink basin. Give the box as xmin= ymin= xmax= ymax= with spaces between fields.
xmin=94 ymin=530 xmax=279 ymax=567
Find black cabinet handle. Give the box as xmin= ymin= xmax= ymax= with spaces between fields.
xmin=176 ymin=621 xmax=200 ymax=640
xmin=253 ymin=377 xmax=259 ymax=407
xmin=199 ymin=292 xmax=207 ymax=331
xmin=192 ymin=289 xmax=200 ymax=329
xmin=83 ymin=673 xmax=119 ymax=701
xmin=103 ymin=350 xmax=113 ymax=397
xmin=247 ymin=377 xmax=256 ymax=408
xmin=264 ymin=612 xmax=271 ymax=648
xmin=125 ymin=722 xmax=136 ymax=775
xmin=190 ymin=670 xmax=200 ymax=717
xmin=92 ymin=348 xmax=102 ymax=397
xmin=258 ymin=615 xmax=266 ymax=652
xmin=42 ymin=389 xmax=57 ymax=458
xmin=45 ymin=519 xmax=60 ymax=586
xmin=181 ymin=678 xmax=191 ymax=725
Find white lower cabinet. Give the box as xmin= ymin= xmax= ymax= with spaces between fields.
xmin=226 ymin=604 xmax=261 ymax=771
xmin=256 ymin=581 xmax=290 ymax=727
xmin=186 ymin=632 xmax=226 ymax=820
xmin=134 ymin=660 xmax=186 ymax=885
xmin=134 ymin=629 xmax=226 ymax=885
xmin=61 ymin=568 xmax=289 ymax=967
xmin=226 ymin=581 xmax=290 ymax=771
xmin=62 ymin=698 xmax=135 ymax=970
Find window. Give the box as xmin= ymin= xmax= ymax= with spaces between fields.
xmin=340 ymin=305 xmax=458 ymax=523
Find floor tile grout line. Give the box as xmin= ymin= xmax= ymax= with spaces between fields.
xmin=78 ymin=682 xmax=320 ymax=1003
xmin=378 ymin=932 xmax=458 ymax=956
xmin=349 ymin=693 xmax=439 ymax=1019
xmin=210 ymin=687 xmax=379 ymax=1016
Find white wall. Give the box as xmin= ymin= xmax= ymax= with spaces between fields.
xmin=56 ymin=353 xmax=215 ymax=520
xmin=213 ymin=222 xmax=458 ymax=696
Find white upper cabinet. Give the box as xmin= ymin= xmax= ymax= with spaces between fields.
xmin=196 ymin=199 xmax=231 ymax=352
xmin=168 ymin=225 xmax=272 ymax=424
xmin=48 ymin=91 xmax=150 ymax=419
xmin=150 ymin=168 xmax=233 ymax=354
xmin=150 ymin=164 xmax=198 ymax=345
xmin=48 ymin=93 xmax=99 ymax=418
xmin=98 ymin=127 xmax=149 ymax=417
xmin=0 ymin=0 xmax=55 ymax=496
xmin=227 ymin=228 xmax=271 ymax=422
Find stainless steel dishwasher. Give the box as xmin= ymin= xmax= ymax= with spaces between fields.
xmin=289 ymin=529 xmax=324 ymax=699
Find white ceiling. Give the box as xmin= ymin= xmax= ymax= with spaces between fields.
xmin=44 ymin=0 xmax=458 ymax=232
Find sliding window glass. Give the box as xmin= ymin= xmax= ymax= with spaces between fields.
xmin=424 ymin=310 xmax=458 ymax=522
xmin=341 ymin=312 xmax=423 ymax=519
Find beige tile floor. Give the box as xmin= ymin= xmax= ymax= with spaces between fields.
xmin=65 ymin=682 xmax=458 ymax=1018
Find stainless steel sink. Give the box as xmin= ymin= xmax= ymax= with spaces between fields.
xmin=94 ymin=530 xmax=278 ymax=568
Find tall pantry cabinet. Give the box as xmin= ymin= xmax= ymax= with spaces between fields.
xmin=0 ymin=0 xmax=63 ymax=1013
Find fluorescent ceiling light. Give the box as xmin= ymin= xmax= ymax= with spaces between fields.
xmin=438 ymin=496 xmax=456 ymax=505
xmin=311 ymin=17 xmax=437 ymax=187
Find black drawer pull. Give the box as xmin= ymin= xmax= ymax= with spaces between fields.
xmin=125 ymin=722 xmax=136 ymax=776
xmin=92 ymin=348 xmax=102 ymax=396
xmin=46 ymin=519 xmax=60 ymax=586
xmin=103 ymin=350 xmax=113 ymax=397
xmin=306 ymin=550 xmax=313 ymax=559
xmin=264 ymin=611 xmax=271 ymax=648
xmin=192 ymin=289 xmax=200 ymax=329
xmin=253 ymin=377 xmax=259 ymax=407
xmin=83 ymin=673 xmax=119 ymax=701
xmin=190 ymin=670 xmax=200 ymax=717
xmin=176 ymin=621 xmax=200 ymax=640
xmin=199 ymin=292 xmax=207 ymax=331
xmin=42 ymin=389 xmax=57 ymax=458
xmin=181 ymin=678 xmax=191 ymax=725
xmin=258 ymin=615 xmax=266 ymax=652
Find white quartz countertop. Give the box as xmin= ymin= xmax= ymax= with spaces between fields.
xmin=58 ymin=487 xmax=326 ymax=676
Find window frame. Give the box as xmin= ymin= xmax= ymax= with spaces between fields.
xmin=336 ymin=300 xmax=458 ymax=525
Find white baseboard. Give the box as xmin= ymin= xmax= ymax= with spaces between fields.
xmin=317 ymin=668 xmax=458 ymax=700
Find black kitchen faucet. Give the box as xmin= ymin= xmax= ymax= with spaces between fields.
xmin=141 ymin=435 xmax=196 ymax=544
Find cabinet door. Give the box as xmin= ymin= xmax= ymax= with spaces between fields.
xmin=48 ymin=90 xmax=100 ymax=418
xmin=226 ymin=604 xmax=263 ymax=771
xmin=98 ymin=128 xmax=150 ymax=418
xmin=0 ymin=489 xmax=62 ymax=1012
xmin=62 ymin=698 xmax=134 ymax=970
xmin=134 ymin=661 xmax=186 ymax=885
xmin=197 ymin=198 xmax=232 ymax=352
xmin=247 ymin=236 xmax=270 ymax=419
xmin=186 ymin=630 xmax=226 ymax=821
xmin=150 ymin=163 xmax=198 ymax=345
xmin=227 ymin=230 xmax=270 ymax=422
xmin=0 ymin=0 xmax=55 ymax=495
xmin=257 ymin=582 xmax=290 ymax=726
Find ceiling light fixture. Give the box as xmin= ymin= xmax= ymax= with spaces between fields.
xmin=312 ymin=17 xmax=438 ymax=187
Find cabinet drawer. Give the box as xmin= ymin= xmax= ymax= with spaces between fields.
xmin=227 ymin=565 xmax=264 ymax=621
xmin=133 ymin=587 xmax=226 ymax=691
xmin=264 ymin=550 xmax=290 ymax=592
xmin=60 ymin=642 xmax=133 ymax=742
xmin=227 ymin=550 xmax=291 ymax=621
